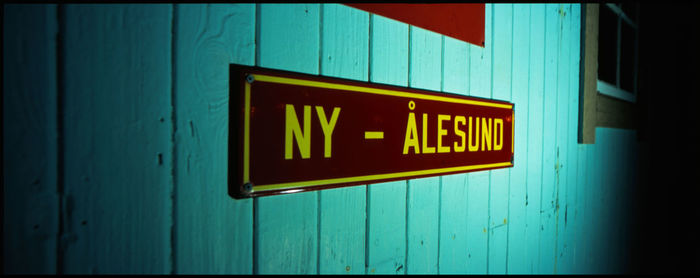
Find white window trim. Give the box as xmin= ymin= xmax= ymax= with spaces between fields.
xmin=597 ymin=79 xmax=636 ymax=102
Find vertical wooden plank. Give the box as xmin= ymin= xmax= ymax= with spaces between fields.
xmin=608 ymin=138 xmax=616 ymax=275
xmin=621 ymin=129 xmax=636 ymax=273
xmin=173 ymin=4 xmax=254 ymax=274
xmin=525 ymin=4 xmax=546 ymax=274
xmin=488 ymin=3 xmax=512 ymax=275
xmin=609 ymin=128 xmax=625 ymax=273
xmin=608 ymin=128 xmax=619 ymax=273
xmin=623 ymin=130 xmax=635 ymax=273
xmin=366 ymin=14 xmax=408 ymax=275
xmin=605 ymin=129 xmax=616 ymax=273
xmin=595 ymin=127 xmax=607 ymax=273
xmin=624 ymin=130 xmax=637 ymax=272
xmin=590 ymin=132 xmax=600 ymax=274
xmin=441 ymin=37 xmax=469 ymax=96
xmin=318 ymin=4 xmax=368 ymax=274
xmin=564 ymin=4 xmax=582 ymax=274
xmin=591 ymin=134 xmax=603 ymax=275
xmin=617 ymin=131 xmax=628 ymax=273
xmin=3 ymin=4 xmax=58 ymax=274
xmin=574 ymin=144 xmax=587 ymax=274
xmin=583 ymin=138 xmax=597 ymax=272
xmin=608 ymin=129 xmax=621 ymax=273
xmin=466 ymin=4 xmax=492 ymax=274
xmin=438 ymin=35 xmax=469 ymax=274
xmin=62 ymin=4 xmax=173 ymax=273
xmin=256 ymin=4 xmax=320 ymax=274
xmin=438 ymin=174 xmax=469 ymax=274
xmin=600 ymin=129 xmax=612 ymax=274
xmin=594 ymin=127 xmax=609 ymax=273
xmin=409 ymin=26 xmax=442 ymax=91
xmin=405 ymin=25 xmax=441 ymax=275
xmin=538 ymin=4 xmax=561 ymax=274
xmin=406 ymin=177 xmax=440 ymax=274
xmin=554 ymin=4 xmax=572 ymax=274
xmin=618 ymin=134 xmax=628 ymax=273
xmin=593 ymin=137 xmax=603 ymax=274
xmin=506 ymin=4 xmax=530 ymax=274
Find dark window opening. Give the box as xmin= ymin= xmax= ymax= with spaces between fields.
xmin=598 ymin=6 xmax=618 ymax=85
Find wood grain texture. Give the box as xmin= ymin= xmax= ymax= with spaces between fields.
xmin=562 ymin=4 xmax=581 ymax=274
xmin=582 ymin=142 xmax=596 ymax=272
xmin=593 ymin=127 xmax=608 ymax=273
xmin=61 ymin=4 xmax=173 ymax=274
xmin=465 ymin=6 xmax=492 ymax=274
xmin=488 ymin=4 xmax=513 ymax=274
xmin=581 ymin=4 xmax=599 ymax=143
xmin=590 ymin=129 xmax=603 ymax=273
xmin=406 ymin=176 xmax=440 ymax=274
xmin=255 ymin=4 xmax=320 ymax=274
xmin=441 ymin=36 xmax=469 ymax=96
xmin=553 ymin=4 xmax=572 ymax=274
xmin=507 ymin=4 xmax=530 ymax=274
xmin=538 ymin=4 xmax=561 ymax=274
xmin=318 ymin=4 xmax=368 ymax=274
xmin=366 ymin=14 xmax=408 ymax=275
xmin=173 ymin=4 xmax=254 ymax=274
xmin=573 ymin=144 xmax=588 ymax=274
xmin=406 ymin=25 xmax=441 ymax=275
xmin=525 ymin=4 xmax=546 ymax=274
xmin=438 ymin=173 xmax=469 ymax=274
xmin=604 ymin=128 xmax=618 ymax=273
xmin=596 ymin=93 xmax=637 ymax=129
xmin=3 ymin=4 xmax=59 ymax=274
xmin=465 ymin=171 xmax=489 ymax=274
xmin=438 ymin=35 xmax=469 ymax=274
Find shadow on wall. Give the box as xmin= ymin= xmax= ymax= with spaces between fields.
xmin=627 ymin=3 xmax=700 ymax=275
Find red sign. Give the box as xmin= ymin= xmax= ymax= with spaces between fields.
xmin=229 ymin=65 xmax=513 ymax=198
xmin=345 ymin=4 xmax=485 ymax=47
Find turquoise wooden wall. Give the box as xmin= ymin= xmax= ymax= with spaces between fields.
xmin=4 ymin=3 xmax=643 ymax=274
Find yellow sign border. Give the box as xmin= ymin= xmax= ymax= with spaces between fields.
xmin=244 ymin=73 xmax=514 ymax=193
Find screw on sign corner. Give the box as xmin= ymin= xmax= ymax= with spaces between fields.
xmin=243 ymin=183 xmax=253 ymax=193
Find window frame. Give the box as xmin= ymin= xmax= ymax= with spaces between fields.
xmin=596 ymin=3 xmax=639 ymax=103
xmin=578 ymin=3 xmax=641 ymax=144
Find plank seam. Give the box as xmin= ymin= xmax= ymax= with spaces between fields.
xmin=437 ymin=177 xmax=443 ymax=274
xmin=252 ymin=3 xmax=261 ymax=275
xmin=537 ymin=5 xmax=548 ymax=272
xmin=552 ymin=5 xmax=562 ymax=273
xmin=169 ymin=4 xmax=178 ymax=275
xmin=524 ymin=6 xmax=532 ymax=269
xmin=524 ymin=4 xmax=533 ymax=274
xmin=437 ymin=34 xmax=445 ymax=274
xmin=367 ymin=14 xmax=372 ymax=84
xmin=404 ymin=180 xmax=409 ymax=274
xmin=404 ymin=25 xmax=412 ymax=275
xmin=364 ymin=12 xmax=372 ymax=275
xmin=505 ymin=4 xmax=515 ymax=273
xmin=56 ymin=4 xmax=66 ymax=274
xmin=254 ymin=3 xmax=261 ymax=68
xmin=486 ymin=4 xmax=494 ymax=274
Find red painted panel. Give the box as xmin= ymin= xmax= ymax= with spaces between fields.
xmin=345 ymin=3 xmax=485 ymax=47
xmin=229 ymin=65 xmax=512 ymax=198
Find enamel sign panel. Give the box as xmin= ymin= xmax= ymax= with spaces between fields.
xmin=229 ymin=65 xmax=513 ymax=198
xmin=345 ymin=4 xmax=485 ymax=47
